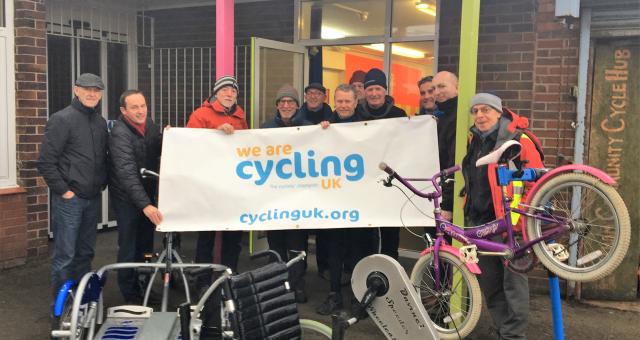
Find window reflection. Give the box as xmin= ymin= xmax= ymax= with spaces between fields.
xmin=389 ymin=41 xmax=435 ymax=115
xmin=392 ymin=0 xmax=438 ymax=37
xmin=321 ymin=45 xmax=384 ymax=107
xmin=299 ymin=0 xmax=386 ymax=40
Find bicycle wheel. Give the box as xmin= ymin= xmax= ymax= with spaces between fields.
xmin=410 ymin=252 xmax=482 ymax=339
xmin=57 ymin=290 xmax=87 ymax=340
xmin=526 ymin=173 xmax=631 ymax=282
xmin=300 ymin=319 xmax=332 ymax=339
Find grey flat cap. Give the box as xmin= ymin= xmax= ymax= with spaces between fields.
xmin=75 ymin=73 xmax=104 ymax=90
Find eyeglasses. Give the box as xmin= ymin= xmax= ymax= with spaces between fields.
xmin=278 ymin=99 xmax=297 ymax=106
xmin=305 ymin=91 xmax=325 ymax=97
xmin=470 ymin=106 xmax=494 ymax=115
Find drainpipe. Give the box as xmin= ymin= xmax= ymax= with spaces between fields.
xmin=568 ymin=7 xmax=591 ymax=299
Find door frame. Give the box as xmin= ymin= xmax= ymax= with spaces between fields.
xmin=251 ymin=37 xmax=309 ymax=129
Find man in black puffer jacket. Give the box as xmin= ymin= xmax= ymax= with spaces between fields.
xmin=38 ymin=73 xmax=108 ymax=302
xmin=355 ymin=68 xmax=406 ymax=260
xmin=108 ymin=90 xmax=163 ymax=303
xmin=431 ymin=71 xmax=459 ymax=222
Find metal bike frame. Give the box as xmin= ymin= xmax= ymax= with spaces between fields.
xmin=394 ymin=165 xmax=570 ymax=291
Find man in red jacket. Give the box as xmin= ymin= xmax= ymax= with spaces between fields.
xmin=186 ymin=75 xmax=247 ymax=335
xmin=186 ymin=75 xmax=247 ymax=287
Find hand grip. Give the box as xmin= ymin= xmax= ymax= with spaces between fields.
xmin=378 ymin=162 xmax=395 ymax=175
xmin=442 ymin=165 xmax=461 ymax=177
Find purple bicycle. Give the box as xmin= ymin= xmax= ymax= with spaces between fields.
xmin=379 ymin=140 xmax=630 ymax=339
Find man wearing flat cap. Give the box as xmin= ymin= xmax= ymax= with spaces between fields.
xmin=38 ymin=73 xmax=109 ymax=302
xmin=301 ymin=82 xmax=332 ymax=124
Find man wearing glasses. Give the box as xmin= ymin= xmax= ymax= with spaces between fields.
xmin=262 ymin=84 xmax=311 ymax=303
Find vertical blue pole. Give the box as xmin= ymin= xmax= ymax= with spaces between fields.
xmin=548 ymin=271 xmax=564 ymax=340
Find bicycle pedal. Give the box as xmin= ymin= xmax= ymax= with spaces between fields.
xmin=459 ymin=245 xmax=479 ymax=264
xmin=546 ymin=243 xmax=569 ymax=262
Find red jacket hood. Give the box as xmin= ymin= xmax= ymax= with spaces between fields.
xmin=504 ymin=107 xmax=529 ymax=132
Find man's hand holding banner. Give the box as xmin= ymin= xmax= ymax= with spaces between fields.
xmin=157 ymin=115 xmax=440 ymax=231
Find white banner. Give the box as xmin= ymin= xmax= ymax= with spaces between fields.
xmin=157 ymin=115 xmax=440 ymax=231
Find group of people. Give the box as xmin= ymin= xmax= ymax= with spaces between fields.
xmin=39 ymin=65 xmax=542 ymax=339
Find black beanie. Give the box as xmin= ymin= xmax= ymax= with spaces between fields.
xmin=364 ymin=68 xmax=387 ymax=90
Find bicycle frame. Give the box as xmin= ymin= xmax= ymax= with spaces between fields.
xmin=382 ymin=163 xmax=571 ymax=291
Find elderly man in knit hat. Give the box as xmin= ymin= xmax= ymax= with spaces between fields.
xmin=355 ymin=68 xmax=406 ymax=260
xmin=462 ymin=92 xmax=543 ymax=340
xmin=186 ymin=75 xmax=249 ymax=332
xmin=187 ymin=75 xmax=247 ymax=286
xmin=262 ymin=84 xmax=311 ymax=303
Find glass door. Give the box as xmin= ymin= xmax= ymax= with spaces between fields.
xmin=249 ymin=38 xmax=308 ymax=252
xmin=250 ymin=37 xmax=309 ymax=128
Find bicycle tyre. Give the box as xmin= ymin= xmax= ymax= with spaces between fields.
xmin=410 ymin=252 xmax=482 ymax=339
xmin=57 ymin=290 xmax=86 ymax=340
xmin=526 ymin=173 xmax=631 ymax=282
xmin=300 ymin=318 xmax=332 ymax=339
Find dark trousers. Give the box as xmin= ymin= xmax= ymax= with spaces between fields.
xmin=195 ymin=231 xmax=243 ymax=289
xmin=267 ymin=230 xmax=308 ymax=290
xmin=326 ymin=228 xmax=376 ymax=293
xmin=112 ymin=197 xmax=155 ymax=300
xmin=472 ymin=223 xmax=529 ymax=340
xmin=51 ymin=194 xmax=100 ymax=299
xmin=379 ymin=227 xmax=400 ymax=259
xmin=315 ymin=229 xmax=329 ymax=272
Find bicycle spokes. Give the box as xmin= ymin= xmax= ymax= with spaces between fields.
xmin=526 ymin=173 xmax=630 ymax=281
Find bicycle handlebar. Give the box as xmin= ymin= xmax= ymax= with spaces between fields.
xmin=378 ymin=162 xmax=461 ymax=200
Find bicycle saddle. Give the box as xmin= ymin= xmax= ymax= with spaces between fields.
xmin=476 ymin=140 xmax=521 ymax=167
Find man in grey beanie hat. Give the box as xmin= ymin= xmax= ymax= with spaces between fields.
xmin=470 ymin=93 xmax=503 ymax=114
xmin=462 ymin=91 xmax=543 ymax=340
xmin=274 ymin=84 xmax=300 ymax=107
xmin=262 ymin=84 xmax=311 ymax=303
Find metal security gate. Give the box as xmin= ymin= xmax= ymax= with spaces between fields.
xmin=45 ymin=0 xmax=154 ymax=234
xmin=152 ymin=45 xmax=251 ymax=128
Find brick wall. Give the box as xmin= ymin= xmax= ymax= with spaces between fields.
xmin=14 ymin=0 xmax=49 ymax=259
xmin=438 ymin=0 xmax=579 ymax=167
xmin=0 ymin=188 xmax=28 ymax=268
xmin=439 ymin=0 xmax=580 ymax=291
xmin=531 ymin=0 xmax=579 ymax=167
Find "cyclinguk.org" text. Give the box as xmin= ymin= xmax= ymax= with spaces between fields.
xmin=239 ymin=208 xmax=360 ymax=225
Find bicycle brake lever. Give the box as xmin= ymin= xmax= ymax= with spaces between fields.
xmin=382 ymin=175 xmax=393 ymax=187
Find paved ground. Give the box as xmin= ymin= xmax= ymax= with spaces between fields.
xmin=0 ymin=230 xmax=638 ymax=340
